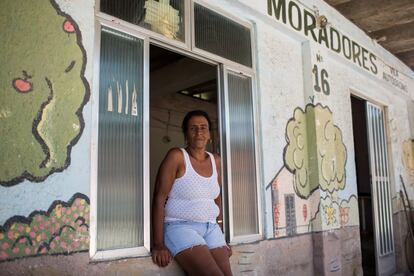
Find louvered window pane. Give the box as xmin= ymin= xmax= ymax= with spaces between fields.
xmin=97 ymin=27 xmax=144 ymax=250
xmin=194 ymin=3 xmax=252 ymax=67
xmin=100 ymin=0 xmax=185 ymax=42
xmin=227 ymin=72 xmax=258 ymax=236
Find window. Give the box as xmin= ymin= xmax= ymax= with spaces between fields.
xmin=93 ymin=1 xmax=260 ymax=260
xmin=225 ymin=71 xmax=260 ymax=240
xmin=94 ymin=27 xmax=147 ymax=257
xmin=194 ymin=3 xmax=252 ymax=67
xmin=100 ymin=0 xmax=186 ymax=42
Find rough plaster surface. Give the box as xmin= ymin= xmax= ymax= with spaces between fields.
xmin=1 ymin=0 xmax=414 ymax=273
xmin=0 ymin=227 xmax=363 ymax=275
xmin=0 ymin=0 xmax=94 ymax=224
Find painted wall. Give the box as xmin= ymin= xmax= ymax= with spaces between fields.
xmin=0 ymin=0 xmax=413 ymax=274
xmin=0 ymin=0 xmax=94 ymax=260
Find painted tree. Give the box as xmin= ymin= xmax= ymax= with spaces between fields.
xmin=0 ymin=0 xmax=89 ymax=186
xmin=284 ymin=104 xmax=346 ymax=198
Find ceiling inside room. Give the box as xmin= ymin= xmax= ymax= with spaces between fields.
xmin=324 ymin=0 xmax=414 ymax=71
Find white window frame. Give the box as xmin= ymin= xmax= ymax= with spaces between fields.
xmin=191 ymin=0 xmax=256 ymax=76
xmin=221 ymin=65 xmax=263 ymax=244
xmin=90 ymin=18 xmax=151 ymax=261
xmin=91 ymin=0 xmax=263 ymax=261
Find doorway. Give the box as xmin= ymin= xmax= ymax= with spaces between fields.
xmin=351 ymin=95 xmax=376 ymax=275
xmin=149 ymin=44 xmax=220 ymax=210
xmin=351 ymin=95 xmax=396 ymax=276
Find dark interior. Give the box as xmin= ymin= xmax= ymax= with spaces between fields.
xmin=350 ymin=95 xmax=376 ymax=276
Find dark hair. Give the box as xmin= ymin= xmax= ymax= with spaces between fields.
xmin=181 ymin=110 xmax=212 ymax=135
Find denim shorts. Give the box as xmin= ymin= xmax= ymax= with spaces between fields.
xmin=164 ymin=221 xmax=227 ymax=257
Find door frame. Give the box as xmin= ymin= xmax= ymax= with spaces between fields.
xmin=350 ymin=91 xmax=396 ymax=276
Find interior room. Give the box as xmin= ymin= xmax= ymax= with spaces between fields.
xmin=149 ymin=44 xmax=219 ymax=199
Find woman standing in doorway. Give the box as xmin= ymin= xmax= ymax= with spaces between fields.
xmin=151 ymin=110 xmax=232 ymax=276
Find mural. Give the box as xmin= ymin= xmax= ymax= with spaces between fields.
xmin=0 ymin=0 xmax=90 ymax=186
xmin=284 ymin=104 xmax=347 ymax=199
xmin=402 ymin=140 xmax=414 ymax=186
xmin=0 ymin=193 xmax=89 ymax=261
xmin=270 ymin=104 xmax=358 ymax=237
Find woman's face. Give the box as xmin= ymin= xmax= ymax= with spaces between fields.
xmin=185 ymin=115 xmax=210 ymax=149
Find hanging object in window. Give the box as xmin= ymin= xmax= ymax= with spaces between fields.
xmin=144 ymin=0 xmax=180 ymax=40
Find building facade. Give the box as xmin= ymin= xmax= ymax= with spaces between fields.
xmin=1 ymin=0 xmax=413 ymax=275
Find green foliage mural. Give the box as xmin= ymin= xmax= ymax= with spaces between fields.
xmin=0 ymin=193 xmax=89 ymax=261
xmin=0 ymin=0 xmax=90 ymax=186
xmin=284 ymin=104 xmax=347 ymax=198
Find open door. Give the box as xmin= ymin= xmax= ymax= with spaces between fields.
xmin=366 ymin=102 xmax=396 ymax=276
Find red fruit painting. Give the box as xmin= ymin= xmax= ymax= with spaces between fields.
xmin=13 ymin=79 xmax=32 ymax=93
xmin=63 ymin=20 xmax=75 ymax=33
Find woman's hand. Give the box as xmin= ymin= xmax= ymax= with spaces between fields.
xmin=226 ymin=244 xmax=233 ymax=257
xmin=152 ymin=244 xmax=173 ymax=267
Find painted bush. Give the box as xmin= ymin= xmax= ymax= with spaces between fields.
xmin=284 ymin=104 xmax=347 ymax=198
xmin=0 ymin=0 xmax=89 ymax=186
xmin=0 ymin=194 xmax=89 ymax=261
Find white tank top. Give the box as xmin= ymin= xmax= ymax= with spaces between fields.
xmin=165 ymin=148 xmax=220 ymax=223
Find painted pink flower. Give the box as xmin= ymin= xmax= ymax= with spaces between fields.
xmin=55 ymin=236 xmax=60 ymax=241
xmin=19 ymin=239 xmax=26 ymax=244
xmin=39 ymin=223 xmax=45 ymax=230
xmin=41 ymin=233 xmax=47 ymax=239
xmin=29 ymin=232 xmax=36 ymax=238
xmin=0 ymin=251 xmax=9 ymax=260
xmin=36 ymin=216 xmax=42 ymax=222
xmin=25 ymin=248 xmax=31 ymax=254
xmin=50 ymin=242 xmax=56 ymax=249
xmin=79 ymin=205 xmax=85 ymax=211
xmin=67 ymin=209 xmax=72 ymax=215
xmin=12 ymin=247 xmax=19 ymax=254
xmin=60 ymin=241 xmax=67 ymax=249
xmin=18 ymin=225 xmax=24 ymax=232
xmin=33 ymin=225 xmax=38 ymax=231
xmin=74 ymin=213 xmax=79 ymax=219
xmin=73 ymin=241 xmax=79 ymax=248
xmin=2 ymin=243 xmax=9 ymax=250
xmin=71 ymin=206 xmax=77 ymax=211
xmin=7 ymin=231 xmax=14 ymax=240
xmin=51 ymin=217 xmax=56 ymax=223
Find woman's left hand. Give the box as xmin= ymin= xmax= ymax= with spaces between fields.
xmin=226 ymin=244 xmax=232 ymax=257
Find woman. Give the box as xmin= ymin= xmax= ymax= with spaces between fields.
xmin=152 ymin=110 xmax=232 ymax=276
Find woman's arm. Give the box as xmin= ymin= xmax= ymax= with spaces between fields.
xmin=152 ymin=148 xmax=182 ymax=267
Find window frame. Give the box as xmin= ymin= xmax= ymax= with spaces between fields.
xmin=191 ymin=0 xmax=256 ymax=76
xmin=96 ymin=0 xmax=192 ymax=51
xmin=220 ymin=65 xmax=263 ymax=244
xmin=90 ymin=18 xmax=151 ymax=261
xmin=91 ymin=0 xmax=263 ymax=261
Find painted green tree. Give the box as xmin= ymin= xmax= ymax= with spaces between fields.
xmin=0 ymin=0 xmax=89 ymax=186
xmin=284 ymin=104 xmax=347 ymax=198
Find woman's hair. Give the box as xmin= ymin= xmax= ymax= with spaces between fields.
xmin=181 ymin=110 xmax=212 ymax=135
